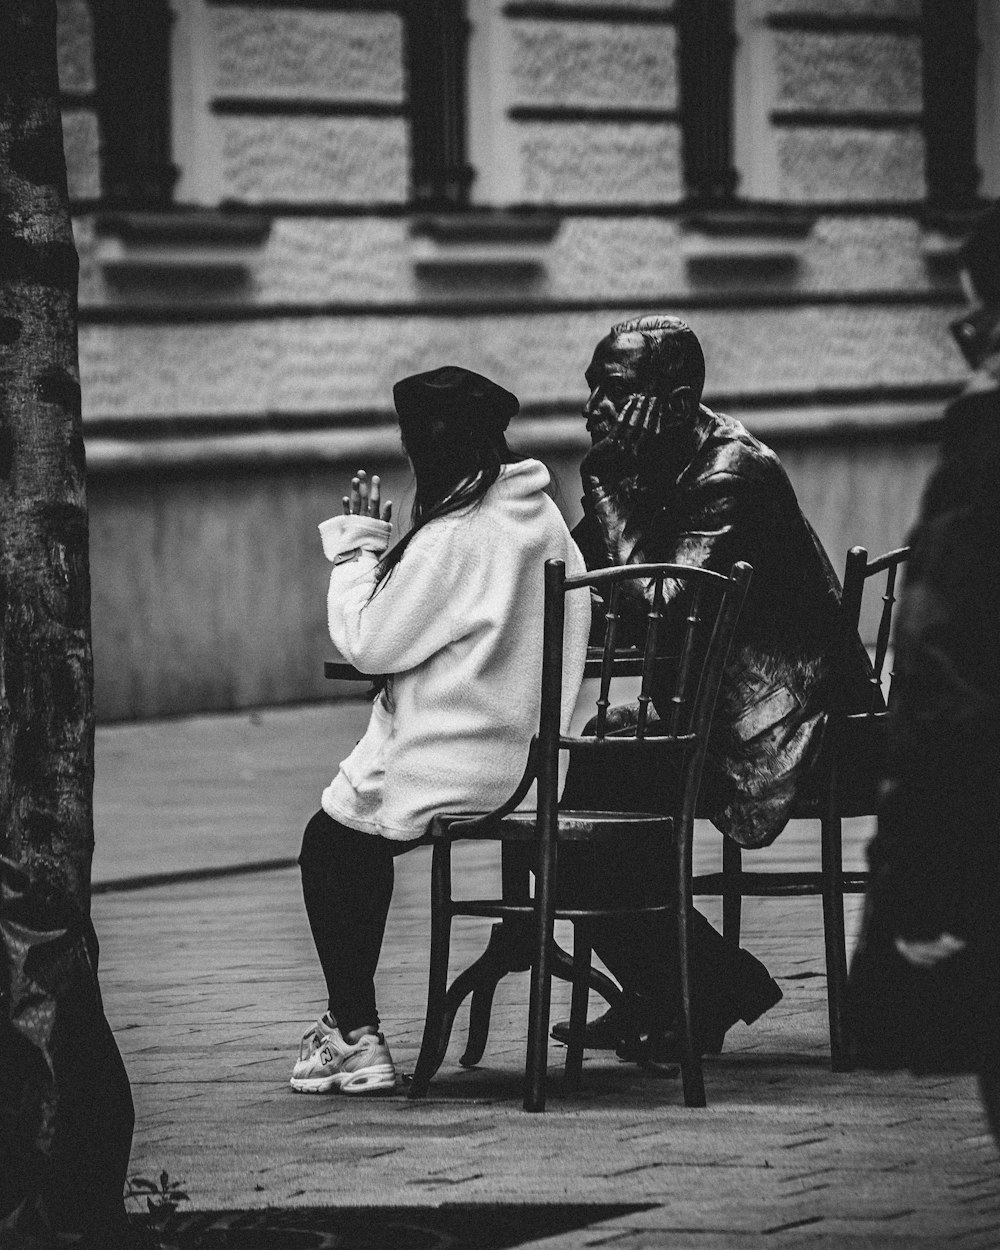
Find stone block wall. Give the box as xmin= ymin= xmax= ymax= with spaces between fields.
xmin=212 ymin=7 xmax=404 ymax=100
xmin=773 ymin=32 xmax=920 ymax=112
xmin=51 ymin=0 xmax=974 ymax=719
xmin=740 ymin=0 xmax=925 ymax=201
xmin=74 ymin=302 xmax=964 ymax=421
xmin=218 ymin=117 xmax=409 ymax=204
xmin=87 ymin=439 xmax=935 ymax=719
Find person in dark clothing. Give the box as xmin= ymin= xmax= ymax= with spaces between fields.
xmin=846 ymin=206 xmax=1000 ymax=1141
xmin=552 ymin=314 xmax=875 ymax=1061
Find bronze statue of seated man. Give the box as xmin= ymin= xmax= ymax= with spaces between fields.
xmin=553 ymin=314 xmax=875 ymax=1061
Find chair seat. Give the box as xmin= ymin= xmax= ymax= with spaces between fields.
xmin=429 ymin=808 xmax=673 ymax=843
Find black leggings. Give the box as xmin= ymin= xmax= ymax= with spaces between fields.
xmin=298 ymin=809 xmax=416 ymax=1036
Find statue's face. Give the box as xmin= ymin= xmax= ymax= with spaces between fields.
xmin=582 ymin=332 xmax=650 ymax=442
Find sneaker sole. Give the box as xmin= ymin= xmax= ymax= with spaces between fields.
xmin=290 ymin=1064 xmax=397 ymax=1095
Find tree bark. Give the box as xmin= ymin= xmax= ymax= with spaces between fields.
xmin=0 ymin=1 xmax=134 ymax=1243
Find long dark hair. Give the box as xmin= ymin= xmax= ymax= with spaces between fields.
xmin=371 ymin=415 xmax=520 ymax=597
xmin=368 ymin=410 xmax=522 ymax=704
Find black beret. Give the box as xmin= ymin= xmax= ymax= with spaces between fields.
xmin=392 ymin=365 xmax=519 ymax=431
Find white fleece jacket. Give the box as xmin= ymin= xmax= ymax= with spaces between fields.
xmin=318 ymin=459 xmax=590 ymax=841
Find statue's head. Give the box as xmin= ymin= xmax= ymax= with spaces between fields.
xmin=584 ymin=315 xmax=705 ymax=443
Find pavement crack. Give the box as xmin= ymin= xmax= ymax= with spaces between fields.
xmin=838 ymin=1208 xmax=916 ymax=1222
xmin=604 ymin=1161 xmax=670 ymax=1177
xmin=407 ymin=1173 xmax=485 ymax=1186
xmin=761 ymin=1216 xmax=825 ymax=1235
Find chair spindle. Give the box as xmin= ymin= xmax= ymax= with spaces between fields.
xmin=670 ymin=581 xmax=704 ymax=736
xmin=870 ymin=565 xmax=898 ymax=714
xmin=595 ymin=583 xmax=621 ymax=738
xmin=635 ymin=574 xmax=665 ymax=739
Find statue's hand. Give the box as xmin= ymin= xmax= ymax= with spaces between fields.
xmin=614 ymin=393 xmax=664 ymax=455
xmin=581 ymin=394 xmax=658 ymax=490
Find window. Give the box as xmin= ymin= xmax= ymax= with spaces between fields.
xmin=170 ymin=0 xmax=408 ymax=207
xmin=923 ymin=0 xmax=979 ymax=212
xmin=465 ymin=0 xmax=683 ymax=208
xmin=677 ymin=0 xmax=737 ymax=205
xmin=90 ymin=0 xmax=176 ymax=205
xmin=408 ymin=0 xmax=474 ymax=206
xmin=732 ymin=0 xmax=925 ymax=206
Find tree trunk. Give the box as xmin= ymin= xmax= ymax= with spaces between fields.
xmin=0 ymin=1 xmax=134 ymax=1243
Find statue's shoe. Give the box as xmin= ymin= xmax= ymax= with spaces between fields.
xmin=617 ymin=977 xmax=783 ymax=1063
xmin=550 ymin=1003 xmax=648 ymax=1050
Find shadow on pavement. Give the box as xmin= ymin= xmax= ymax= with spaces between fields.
xmin=134 ymin=1203 xmax=656 ymax=1249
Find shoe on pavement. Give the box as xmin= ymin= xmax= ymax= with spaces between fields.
xmin=617 ymin=976 xmax=783 ymax=1063
xmin=551 ymin=1002 xmax=649 ymax=1050
xmin=290 ymin=1021 xmax=397 ymax=1095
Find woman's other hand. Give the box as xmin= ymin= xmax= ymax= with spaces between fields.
xmin=342 ymin=469 xmax=392 ymax=522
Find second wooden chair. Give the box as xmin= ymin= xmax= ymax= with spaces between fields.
xmin=693 ymin=543 xmax=910 ymax=1072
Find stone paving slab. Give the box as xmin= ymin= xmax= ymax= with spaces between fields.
xmin=92 ymin=703 xmax=373 ymax=884
xmin=91 ymin=704 xmax=998 ymax=1249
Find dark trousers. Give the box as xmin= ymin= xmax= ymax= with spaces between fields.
xmin=560 ymin=756 xmax=776 ymax=1026
xmin=556 ymin=840 xmax=773 ymax=1025
xmin=298 ymin=809 xmax=416 ymax=1036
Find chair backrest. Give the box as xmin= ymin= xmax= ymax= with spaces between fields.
xmin=840 ymin=544 xmax=911 ymax=716
xmin=535 ymin=559 xmax=752 ymax=837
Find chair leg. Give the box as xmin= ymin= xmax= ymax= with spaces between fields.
xmin=821 ymin=812 xmax=853 ymax=1073
xmin=677 ymin=833 xmax=706 ymax=1108
xmin=564 ymin=923 xmax=591 ymax=1093
xmin=524 ymin=843 xmax=557 ymax=1113
xmin=409 ymin=843 xmax=454 ymax=1099
xmin=722 ymin=836 xmax=742 ymax=948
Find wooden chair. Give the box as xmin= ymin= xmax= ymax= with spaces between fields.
xmin=407 ymin=557 xmax=752 ymax=1111
xmin=692 ymin=544 xmax=910 ymax=1072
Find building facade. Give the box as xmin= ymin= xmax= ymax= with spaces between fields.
xmin=57 ymin=0 xmax=994 ymax=719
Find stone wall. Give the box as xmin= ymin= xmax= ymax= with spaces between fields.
xmin=75 ymin=304 xmax=963 ymax=421
xmin=52 ymin=0 xmax=969 ymax=718
xmin=87 ymin=437 xmax=936 ymax=721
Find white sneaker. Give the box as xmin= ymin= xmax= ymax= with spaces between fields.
xmin=289 ymin=1021 xmax=397 ymax=1095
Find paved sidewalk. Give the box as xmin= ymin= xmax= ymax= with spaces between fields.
xmin=92 ymin=704 xmax=999 ymax=1248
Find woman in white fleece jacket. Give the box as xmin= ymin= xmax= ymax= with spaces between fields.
xmin=291 ymin=366 xmax=590 ymax=1095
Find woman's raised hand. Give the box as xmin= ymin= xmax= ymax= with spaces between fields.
xmin=342 ymin=469 xmax=392 ymax=522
